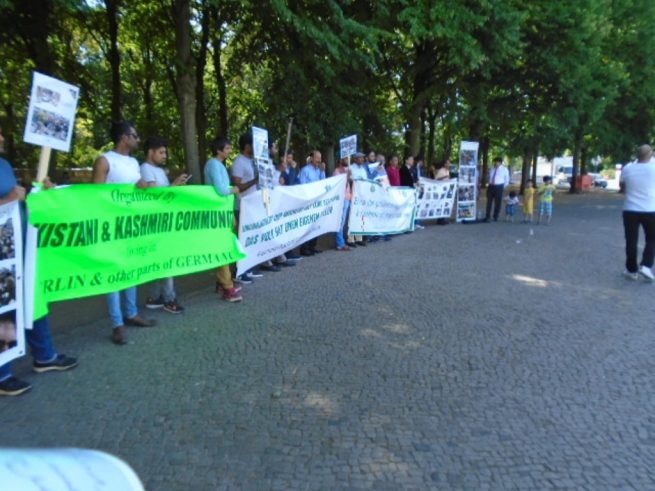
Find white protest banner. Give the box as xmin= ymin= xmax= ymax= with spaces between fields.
xmin=416 ymin=178 xmax=457 ymax=220
xmin=237 ymin=175 xmax=347 ymax=275
xmin=349 ymin=180 xmax=416 ymax=235
xmin=339 ymin=134 xmax=357 ymax=159
xmin=0 ymin=448 xmax=144 ymax=491
xmin=23 ymin=72 xmax=80 ymax=153
xmin=0 ymin=201 xmax=26 ymax=366
xmin=457 ymin=140 xmax=479 ymax=222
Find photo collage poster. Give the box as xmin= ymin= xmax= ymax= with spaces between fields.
xmin=457 ymin=141 xmax=479 ymax=222
xmin=339 ymin=134 xmax=357 ymax=159
xmin=0 ymin=202 xmax=25 ymax=366
xmin=23 ymin=72 xmax=80 ymax=153
xmin=416 ymin=178 xmax=457 ymax=219
xmin=252 ymin=126 xmax=279 ymax=189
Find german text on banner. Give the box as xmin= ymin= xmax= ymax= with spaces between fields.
xmin=349 ymin=180 xmax=416 ymax=235
xmin=237 ymin=175 xmax=346 ymax=275
xmin=26 ymin=185 xmax=244 ymax=319
xmin=416 ymin=178 xmax=457 ymax=219
xmin=0 ymin=201 xmax=26 ymax=366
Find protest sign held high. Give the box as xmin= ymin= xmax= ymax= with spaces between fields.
xmin=26 ymin=185 xmax=244 ymax=319
xmin=349 ymin=180 xmax=416 ymax=235
xmin=237 ymin=174 xmax=347 ymax=275
xmin=339 ymin=135 xmax=357 ymax=160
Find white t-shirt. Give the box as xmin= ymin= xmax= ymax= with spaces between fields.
xmin=140 ymin=162 xmax=170 ymax=187
xmin=104 ymin=150 xmax=141 ymax=184
xmin=231 ymin=154 xmax=257 ymax=209
xmin=621 ymin=161 xmax=655 ymax=212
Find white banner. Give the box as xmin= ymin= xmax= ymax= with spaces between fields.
xmin=237 ymin=175 xmax=347 ymax=275
xmin=416 ymin=178 xmax=457 ymax=219
xmin=457 ymin=140 xmax=479 ymax=222
xmin=23 ymin=72 xmax=80 ymax=152
xmin=349 ymin=180 xmax=416 ymax=235
xmin=0 ymin=201 xmax=26 ymax=366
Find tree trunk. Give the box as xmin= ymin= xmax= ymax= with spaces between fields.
xmin=406 ymin=104 xmax=422 ymax=157
xmin=480 ymin=136 xmax=489 ymax=188
xmin=19 ymin=0 xmax=56 ymax=74
xmin=324 ymin=144 xmax=335 ymax=175
xmin=520 ymin=153 xmax=530 ymax=195
xmin=570 ymin=126 xmax=584 ymax=193
xmin=195 ymin=2 xmax=210 ymax=163
xmin=427 ymin=106 xmax=437 ymax=166
xmin=172 ymin=0 xmax=200 ymax=179
xmin=105 ymin=0 xmax=122 ymax=121
xmin=210 ymin=6 xmax=229 ymax=137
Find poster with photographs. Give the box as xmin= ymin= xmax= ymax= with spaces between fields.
xmin=252 ymin=126 xmax=275 ymax=189
xmin=339 ymin=134 xmax=357 ymax=159
xmin=256 ymin=159 xmax=280 ymax=189
xmin=0 ymin=202 xmax=25 ymax=366
xmin=457 ymin=140 xmax=479 ymax=222
xmin=416 ymin=178 xmax=457 ymax=219
xmin=23 ymin=72 xmax=80 ymax=152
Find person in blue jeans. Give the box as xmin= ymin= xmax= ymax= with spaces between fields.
xmin=0 ymin=127 xmax=77 ymax=396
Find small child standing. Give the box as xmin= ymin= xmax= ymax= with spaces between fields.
xmin=522 ymin=179 xmax=535 ymax=223
xmin=537 ymin=176 xmax=556 ymax=225
xmin=504 ymin=191 xmax=521 ymax=223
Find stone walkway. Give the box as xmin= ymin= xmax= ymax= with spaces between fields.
xmin=2 ymin=189 xmax=654 ymax=490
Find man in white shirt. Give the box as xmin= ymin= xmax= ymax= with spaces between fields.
xmin=619 ymin=144 xmax=655 ymax=281
xmin=483 ymin=157 xmax=510 ymax=222
xmin=140 ymin=136 xmax=188 ymax=313
xmin=92 ymin=121 xmax=156 ymax=345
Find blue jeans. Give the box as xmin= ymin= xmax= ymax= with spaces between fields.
xmin=107 ymin=287 xmax=138 ymax=328
xmin=335 ymin=200 xmax=350 ymax=249
xmin=150 ymin=278 xmax=176 ymax=302
xmin=0 ymin=316 xmax=57 ymax=382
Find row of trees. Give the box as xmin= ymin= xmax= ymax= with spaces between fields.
xmin=1 ymin=0 xmax=655 ymax=192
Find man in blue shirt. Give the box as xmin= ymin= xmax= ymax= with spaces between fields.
xmin=299 ymin=150 xmax=326 ymax=256
xmin=0 ymin=127 xmax=77 ymax=396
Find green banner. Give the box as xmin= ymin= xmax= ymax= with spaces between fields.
xmin=26 ymin=184 xmax=244 ymax=318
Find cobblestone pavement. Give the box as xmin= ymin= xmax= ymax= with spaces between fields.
xmin=2 ymin=189 xmax=655 ymax=490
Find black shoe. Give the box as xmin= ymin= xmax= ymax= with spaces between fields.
xmin=358 ymin=241 xmax=367 ymax=247
xmin=33 ymin=354 xmax=79 ymax=373
xmin=346 ymin=242 xmax=357 ymax=247
xmin=260 ymin=264 xmax=282 ymax=272
xmin=145 ymin=295 xmax=165 ymax=309
xmin=286 ymin=253 xmax=302 ymax=260
xmin=236 ymin=273 xmax=254 ymax=284
xmin=0 ymin=376 xmax=32 ymax=396
xmin=249 ymin=270 xmax=265 ymax=278
xmin=275 ymin=260 xmax=296 ymax=267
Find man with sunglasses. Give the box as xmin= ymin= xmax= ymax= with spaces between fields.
xmin=92 ymin=121 xmax=156 ymax=345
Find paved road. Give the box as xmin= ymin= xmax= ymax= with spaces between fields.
xmin=2 ymin=189 xmax=655 ymax=490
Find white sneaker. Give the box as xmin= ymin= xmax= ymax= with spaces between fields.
xmin=639 ymin=265 xmax=655 ymax=282
xmin=623 ymin=270 xmax=639 ymax=281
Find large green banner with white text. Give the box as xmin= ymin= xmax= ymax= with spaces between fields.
xmin=26 ymin=184 xmax=244 ymax=319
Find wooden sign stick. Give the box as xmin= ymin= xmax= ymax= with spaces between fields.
xmin=35 ymin=146 xmax=52 ymax=184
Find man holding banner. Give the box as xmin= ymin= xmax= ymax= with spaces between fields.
xmin=92 ymin=121 xmax=156 ymax=345
xmin=299 ymin=150 xmax=326 ymax=256
xmin=0 ymin=127 xmax=77 ymax=396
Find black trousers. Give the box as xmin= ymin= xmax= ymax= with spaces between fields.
xmin=623 ymin=211 xmax=655 ymax=272
xmin=485 ymin=185 xmax=504 ymax=220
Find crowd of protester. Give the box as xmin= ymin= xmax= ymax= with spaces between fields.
xmin=0 ymin=121 xmax=457 ymax=397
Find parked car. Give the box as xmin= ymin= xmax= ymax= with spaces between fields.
xmin=589 ymin=173 xmax=608 ymax=188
